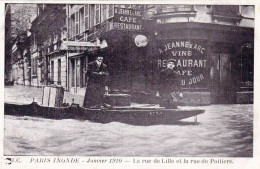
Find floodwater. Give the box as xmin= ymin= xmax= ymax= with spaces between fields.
xmin=4 ymin=104 xmax=253 ymax=157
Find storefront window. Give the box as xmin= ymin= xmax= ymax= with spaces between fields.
xmin=240 ymin=43 xmax=254 ymax=88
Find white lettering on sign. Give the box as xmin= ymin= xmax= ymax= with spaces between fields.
xmin=115 ymin=8 xmax=142 ymax=16
xmin=113 ymin=22 xmax=142 ymax=31
xmin=119 ymin=16 xmax=137 ymax=23
xmin=158 ymin=59 xmax=207 ymax=68
xmin=162 ymin=41 xmax=206 ymax=54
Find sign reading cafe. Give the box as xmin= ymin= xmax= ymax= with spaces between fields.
xmin=157 ymin=39 xmax=208 ymax=88
xmin=113 ymin=7 xmax=142 ymax=31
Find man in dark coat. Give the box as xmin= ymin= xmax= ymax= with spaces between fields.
xmin=156 ymin=59 xmax=182 ymax=109
xmin=83 ymin=56 xmax=109 ymax=108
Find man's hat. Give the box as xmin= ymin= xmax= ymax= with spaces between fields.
xmin=167 ymin=59 xmax=176 ymax=63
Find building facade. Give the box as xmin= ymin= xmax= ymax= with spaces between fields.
xmin=12 ymin=4 xmax=254 ymax=105
xmin=143 ymin=5 xmax=254 ymax=104
xmin=5 ymin=4 xmax=37 ymax=85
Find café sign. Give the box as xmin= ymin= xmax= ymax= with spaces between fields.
xmin=157 ymin=39 xmax=208 ymax=88
xmin=113 ymin=7 xmax=142 ymax=31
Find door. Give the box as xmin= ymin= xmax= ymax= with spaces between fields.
xmin=219 ymin=54 xmax=233 ymax=103
xmin=210 ymin=53 xmax=235 ymax=103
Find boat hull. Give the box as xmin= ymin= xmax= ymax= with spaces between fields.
xmin=4 ymin=102 xmax=205 ymax=125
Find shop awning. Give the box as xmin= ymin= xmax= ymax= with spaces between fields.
xmin=60 ymin=41 xmax=100 ymax=52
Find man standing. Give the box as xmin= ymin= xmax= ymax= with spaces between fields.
xmin=156 ymin=59 xmax=183 ymax=109
xmin=83 ymin=56 xmax=109 ymax=108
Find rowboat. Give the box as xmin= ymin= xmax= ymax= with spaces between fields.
xmin=4 ymin=102 xmax=205 ymax=125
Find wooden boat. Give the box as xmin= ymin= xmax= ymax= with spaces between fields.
xmin=4 ymin=102 xmax=205 ymax=125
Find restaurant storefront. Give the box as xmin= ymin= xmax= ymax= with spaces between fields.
xmin=146 ymin=22 xmax=254 ymax=105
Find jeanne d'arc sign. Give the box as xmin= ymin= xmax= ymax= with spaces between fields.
xmin=157 ymin=39 xmax=209 ymax=88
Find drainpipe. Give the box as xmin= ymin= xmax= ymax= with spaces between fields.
xmin=66 ymin=4 xmax=69 ymax=91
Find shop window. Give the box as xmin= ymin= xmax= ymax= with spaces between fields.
xmin=79 ymin=7 xmax=85 ymax=34
xmin=58 ymin=59 xmax=61 ymax=85
xmin=85 ymin=4 xmax=89 ymax=30
xmin=95 ymin=4 xmax=101 ymax=25
xmin=240 ymin=43 xmax=253 ymax=88
xmin=89 ymin=5 xmax=95 ymax=29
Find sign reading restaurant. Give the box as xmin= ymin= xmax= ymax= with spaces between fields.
xmin=157 ymin=39 xmax=208 ymax=88
xmin=113 ymin=7 xmax=142 ymax=31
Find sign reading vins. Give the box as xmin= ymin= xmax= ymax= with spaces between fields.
xmin=113 ymin=7 xmax=142 ymax=31
xmin=157 ymin=39 xmax=209 ymax=88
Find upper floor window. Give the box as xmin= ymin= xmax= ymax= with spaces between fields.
xmin=95 ymin=4 xmax=101 ymax=25
xmin=85 ymin=5 xmax=89 ymax=30
xmin=79 ymin=7 xmax=85 ymax=33
xmin=75 ymin=11 xmax=79 ymax=35
xmin=101 ymin=4 xmax=108 ymax=22
xmin=108 ymin=5 xmax=114 ymax=18
xmin=89 ymin=5 xmax=95 ymax=28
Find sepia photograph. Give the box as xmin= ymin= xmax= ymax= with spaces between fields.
xmin=4 ymin=3 xmax=254 ymax=157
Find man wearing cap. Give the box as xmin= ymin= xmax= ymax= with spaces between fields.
xmin=156 ymin=59 xmax=183 ymax=109
xmin=83 ymin=56 xmax=109 ymax=108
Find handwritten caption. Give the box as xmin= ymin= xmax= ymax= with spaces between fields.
xmin=5 ymin=157 xmax=234 ymax=165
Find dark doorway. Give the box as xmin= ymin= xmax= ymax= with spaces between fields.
xmin=210 ymin=53 xmax=235 ymax=103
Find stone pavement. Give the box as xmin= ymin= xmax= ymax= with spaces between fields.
xmin=5 ymin=85 xmax=85 ymax=106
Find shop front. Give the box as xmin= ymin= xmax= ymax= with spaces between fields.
xmin=61 ymin=41 xmax=99 ymax=94
xmin=149 ymin=22 xmax=254 ymax=105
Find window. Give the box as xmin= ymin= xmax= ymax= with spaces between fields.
xmin=58 ymin=59 xmax=61 ymax=84
xmin=108 ymin=5 xmax=114 ymax=18
xmin=51 ymin=60 xmax=54 ymax=82
xmin=85 ymin=4 xmax=89 ymax=30
xmin=95 ymin=4 xmax=100 ymax=25
xmin=89 ymin=5 xmax=95 ymax=29
xmin=240 ymin=43 xmax=253 ymax=88
xmin=101 ymin=4 xmax=107 ymax=22
xmin=68 ymin=18 xmax=71 ymax=38
xmin=75 ymin=11 xmax=79 ymax=35
xmin=70 ymin=14 xmax=75 ymax=38
xmin=32 ymin=58 xmax=37 ymax=75
xmin=79 ymin=7 xmax=85 ymax=34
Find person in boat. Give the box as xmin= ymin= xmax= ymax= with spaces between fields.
xmin=83 ymin=55 xmax=109 ymax=108
xmin=156 ymin=59 xmax=183 ymax=109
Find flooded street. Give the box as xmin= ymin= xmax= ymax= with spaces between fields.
xmin=4 ymin=105 xmax=253 ymax=157
xmin=4 ymin=86 xmax=253 ymax=156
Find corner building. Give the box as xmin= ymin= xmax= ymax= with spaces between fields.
xmin=66 ymin=4 xmax=254 ymax=105
xmin=143 ymin=5 xmax=254 ymax=104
